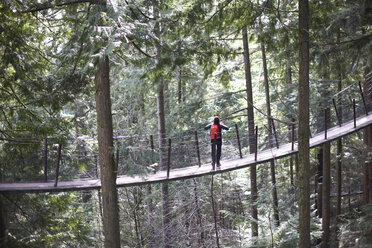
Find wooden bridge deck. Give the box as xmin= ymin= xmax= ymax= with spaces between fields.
xmin=1 ymin=113 xmax=371 ymax=193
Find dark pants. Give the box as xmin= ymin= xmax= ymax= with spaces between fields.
xmin=211 ymin=138 xmax=222 ymax=164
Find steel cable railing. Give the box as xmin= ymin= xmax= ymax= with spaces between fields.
xmin=0 ymin=80 xmax=371 ymax=185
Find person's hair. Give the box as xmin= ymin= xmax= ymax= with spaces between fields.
xmin=213 ymin=116 xmax=220 ymax=125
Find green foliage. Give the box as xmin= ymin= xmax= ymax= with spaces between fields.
xmin=338 ymin=204 xmax=372 ymax=247
xmin=3 ymin=193 xmax=97 ymax=247
xmin=1 ymin=0 xmax=371 ymax=247
xmin=358 ymin=205 xmax=372 ymax=238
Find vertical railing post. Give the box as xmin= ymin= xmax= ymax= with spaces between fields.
xmin=44 ymin=138 xmax=48 ymax=182
xmin=271 ymin=119 xmax=279 ymax=148
xmin=324 ymin=108 xmax=328 ymax=140
xmin=291 ymin=118 xmax=295 ymax=151
xmin=94 ymin=154 xmax=99 ymax=178
xmin=255 ymin=126 xmax=258 ymax=161
xmin=358 ymin=81 xmax=369 ymax=115
xmin=115 ymin=145 xmax=119 ymax=174
xmin=150 ymin=134 xmax=156 ymax=173
xmin=54 ymin=144 xmax=62 ymax=187
xmin=332 ymin=98 xmax=342 ymax=127
xmin=353 ymin=98 xmax=356 ymax=128
xmin=194 ymin=131 xmax=201 ymax=167
xmin=235 ymin=124 xmax=243 ymax=158
xmin=150 ymin=135 xmax=154 ymax=150
xmin=167 ymin=138 xmax=171 ymax=178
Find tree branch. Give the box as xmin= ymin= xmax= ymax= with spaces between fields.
xmin=124 ymin=0 xmax=155 ymax=20
xmin=202 ymin=0 xmax=234 ymax=25
xmin=0 ymin=108 xmax=13 ymax=130
xmin=319 ymin=33 xmax=372 ymax=47
xmin=130 ymin=40 xmax=155 ymax=58
xmin=8 ymin=84 xmax=42 ymax=123
xmin=0 ymin=128 xmax=12 ymax=139
xmin=20 ymin=0 xmax=100 ymax=14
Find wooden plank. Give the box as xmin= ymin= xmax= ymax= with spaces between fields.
xmin=1 ymin=112 xmax=372 ymax=193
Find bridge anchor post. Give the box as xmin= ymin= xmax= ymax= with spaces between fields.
xmin=54 ymin=144 xmax=62 ymax=187
xmin=115 ymin=145 xmax=119 ymax=175
xmin=324 ymin=108 xmax=328 ymax=140
xmin=255 ymin=126 xmax=258 ymax=161
xmin=353 ymin=99 xmax=357 ymax=128
xmin=44 ymin=138 xmax=48 ymax=182
xmin=291 ymin=118 xmax=295 ymax=151
xmin=150 ymin=135 xmax=154 ymax=150
xmin=167 ymin=138 xmax=171 ymax=178
xmin=195 ymin=131 xmax=201 ymax=167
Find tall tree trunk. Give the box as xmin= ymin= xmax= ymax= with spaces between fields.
xmin=336 ymin=31 xmax=343 ymax=216
xmin=146 ymin=103 xmax=155 ymax=248
xmin=298 ymin=0 xmax=311 ymax=246
xmin=153 ymin=3 xmax=171 ymax=246
xmin=363 ymin=68 xmax=372 ymax=204
xmin=146 ymin=185 xmax=155 ymax=248
xmin=322 ymin=142 xmax=331 ymax=248
xmin=193 ymin=179 xmax=205 ymax=247
xmin=159 ymin=72 xmax=171 ymax=248
xmin=220 ymin=176 xmax=225 ymax=227
xmin=242 ymin=26 xmax=258 ymax=238
xmin=183 ymin=194 xmax=191 ymax=247
xmin=0 ymin=196 xmax=5 ymax=246
xmin=0 ymin=162 xmax=6 ymax=245
xmin=316 ymin=148 xmax=323 ymax=217
xmin=336 ymin=138 xmax=342 ymax=215
xmin=95 ymin=55 xmax=121 ymax=248
xmin=94 ymin=2 xmax=120 ymax=246
xmin=211 ymin=176 xmax=221 ymax=248
xmin=133 ymin=187 xmax=144 ymax=248
xmin=261 ymin=41 xmax=280 ymax=227
xmin=364 ymin=125 xmax=372 ymax=204
xmin=316 ymin=76 xmax=329 ymax=216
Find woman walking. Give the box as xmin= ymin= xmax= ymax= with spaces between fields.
xmin=204 ymin=116 xmax=229 ymax=168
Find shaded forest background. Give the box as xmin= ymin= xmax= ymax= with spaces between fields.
xmin=0 ymin=0 xmax=372 ymax=247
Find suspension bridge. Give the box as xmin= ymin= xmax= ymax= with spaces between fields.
xmin=0 ymin=82 xmax=371 ymax=193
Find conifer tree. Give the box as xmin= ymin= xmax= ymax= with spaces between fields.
xmin=94 ymin=0 xmax=121 ymax=245
xmin=298 ymin=0 xmax=311 ymax=246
